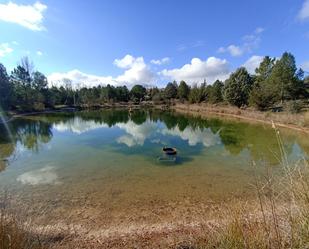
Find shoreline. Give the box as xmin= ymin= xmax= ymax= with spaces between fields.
xmin=172 ymin=103 xmax=309 ymax=134
xmin=3 ymin=103 xmax=309 ymax=135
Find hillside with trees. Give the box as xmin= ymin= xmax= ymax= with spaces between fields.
xmin=0 ymin=52 xmax=308 ymax=113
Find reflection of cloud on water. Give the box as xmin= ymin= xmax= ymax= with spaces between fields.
xmin=116 ymin=120 xmax=156 ymax=147
xmin=17 ymin=166 xmax=60 ymax=185
xmin=162 ymin=126 xmax=221 ymax=147
xmin=54 ymin=117 xmax=108 ymax=134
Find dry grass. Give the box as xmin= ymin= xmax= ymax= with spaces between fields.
xmin=0 ymin=195 xmax=45 ymax=249
xmin=173 ymin=103 xmax=309 ymax=132
xmin=304 ymin=112 xmax=309 ymax=127
xmin=0 ymin=194 xmax=72 ymax=249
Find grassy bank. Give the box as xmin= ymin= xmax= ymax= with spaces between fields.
xmin=172 ymin=103 xmax=309 ymax=134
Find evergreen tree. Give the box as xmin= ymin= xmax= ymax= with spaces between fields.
xmin=209 ymin=80 xmax=224 ymax=103
xmin=130 ymin=84 xmax=146 ymax=102
xmin=0 ymin=63 xmax=12 ymax=110
xmin=268 ymin=52 xmax=300 ymax=101
xmin=249 ymin=56 xmax=276 ymax=110
xmin=178 ymin=80 xmax=190 ymax=100
xmin=224 ymin=67 xmax=253 ymax=108
xmin=164 ymin=81 xmax=178 ymax=99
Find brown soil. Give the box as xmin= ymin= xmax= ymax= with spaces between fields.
xmin=172 ymin=103 xmax=309 ymax=134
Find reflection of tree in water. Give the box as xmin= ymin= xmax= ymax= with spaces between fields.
xmin=0 ymin=143 xmax=14 ymax=172
xmin=80 ymin=110 xmax=129 ymax=127
xmin=15 ymin=120 xmax=53 ymax=151
xmin=149 ymin=110 xmax=297 ymax=162
xmin=0 ymin=110 xmax=304 ymax=168
xmin=130 ymin=110 xmax=147 ymax=125
xmin=0 ymin=119 xmax=53 ymax=161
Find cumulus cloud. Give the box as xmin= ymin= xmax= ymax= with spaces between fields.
xmin=0 ymin=43 xmax=13 ymax=57
xmin=218 ymin=28 xmax=264 ymax=57
xmin=150 ymin=57 xmax=170 ymax=65
xmin=48 ymin=70 xmax=114 ymax=88
xmin=17 ymin=166 xmax=60 ymax=185
xmin=161 ymin=57 xmax=230 ymax=84
xmin=0 ymin=1 xmax=47 ymax=31
xmin=48 ymin=54 xmax=155 ymax=88
xmin=243 ymin=55 xmax=264 ymax=74
xmin=36 ymin=50 xmax=43 ymax=56
xmin=298 ymin=0 xmax=309 ymax=20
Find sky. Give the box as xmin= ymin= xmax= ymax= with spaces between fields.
xmin=0 ymin=0 xmax=308 ymax=88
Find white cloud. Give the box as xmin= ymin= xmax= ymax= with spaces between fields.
xmin=298 ymin=0 xmax=309 ymax=20
xmin=48 ymin=69 xmax=114 ymax=88
xmin=218 ymin=28 xmax=263 ymax=57
xmin=228 ymin=45 xmax=243 ymax=56
xmin=161 ymin=57 xmax=230 ymax=84
xmin=114 ymin=55 xmax=155 ymax=85
xmin=243 ymin=55 xmax=264 ymax=74
xmin=48 ymin=54 xmax=155 ymax=88
xmin=36 ymin=50 xmax=43 ymax=56
xmin=301 ymin=61 xmax=309 ymax=71
xmin=0 ymin=1 xmax=47 ymax=31
xmin=113 ymin=54 xmax=136 ymax=68
xmin=17 ymin=166 xmax=60 ymax=185
xmin=150 ymin=57 xmax=170 ymax=65
xmin=0 ymin=43 xmax=13 ymax=57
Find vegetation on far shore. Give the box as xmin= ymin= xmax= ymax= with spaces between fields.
xmin=0 ymin=52 xmax=309 ymax=115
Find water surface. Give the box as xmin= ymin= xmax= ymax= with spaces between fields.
xmin=0 ymin=109 xmax=308 ymax=228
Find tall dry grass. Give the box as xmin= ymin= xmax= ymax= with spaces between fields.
xmin=196 ymin=122 xmax=309 ymax=249
xmin=0 ymin=193 xmax=68 ymax=249
xmin=0 ymin=194 xmax=44 ymax=249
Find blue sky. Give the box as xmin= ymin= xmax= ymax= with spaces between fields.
xmin=0 ymin=0 xmax=308 ymax=88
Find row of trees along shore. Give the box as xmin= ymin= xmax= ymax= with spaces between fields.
xmin=0 ymin=52 xmax=309 ymax=113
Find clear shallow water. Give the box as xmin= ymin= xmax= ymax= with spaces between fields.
xmin=0 ymin=109 xmax=309 ymax=227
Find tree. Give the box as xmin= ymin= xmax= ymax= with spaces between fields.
xmin=0 ymin=63 xmax=12 ymax=110
xmin=164 ymin=81 xmax=178 ymax=99
xmin=130 ymin=85 xmax=146 ymax=102
xmin=115 ymin=86 xmax=129 ymax=102
xmin=209 ymin=80 xmax=224 ymax=103
xmin=249 ymin=56 xmax=276 ymax=110
xmin=224 ymin=67 xmax=253 ymax=108
xmin=268 ymin=52 xmax=301 ymax=102
xmin=178 ymin=80 xmax=190 ymax=100
xmin=32 ymin=71 xmax=48 ymax=91
xmin=10 ymin=65 xmax=34 ymax=110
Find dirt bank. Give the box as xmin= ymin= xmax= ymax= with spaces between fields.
xmin=172 ymin=103 xmax=309 ymax=134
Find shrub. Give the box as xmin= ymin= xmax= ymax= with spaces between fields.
xmin=285 ymin=100 xmax=303 ymax=114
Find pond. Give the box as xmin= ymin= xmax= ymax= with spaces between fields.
xmin=0 ymin=109 xmax=308 ymax=229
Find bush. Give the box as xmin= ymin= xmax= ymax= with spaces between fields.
xmin=285 ymin=100 xmax=303 ymax=114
